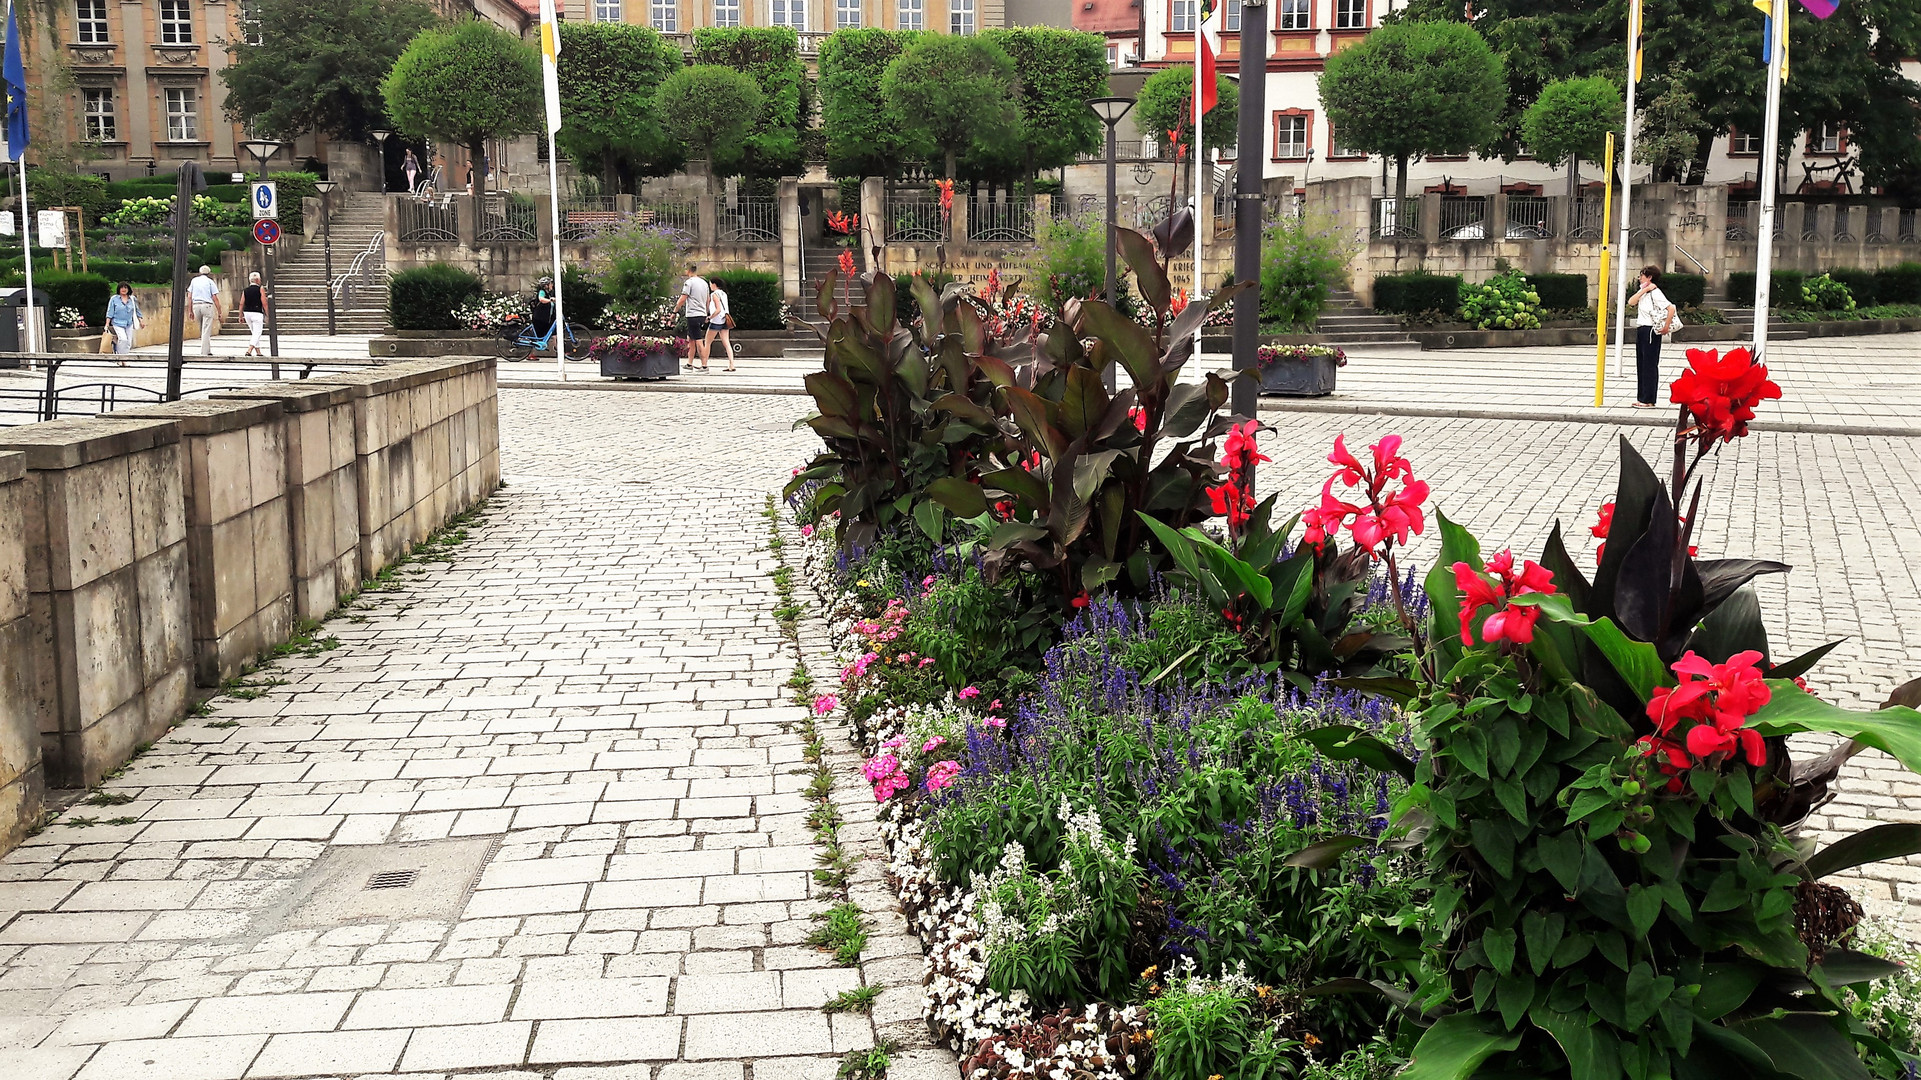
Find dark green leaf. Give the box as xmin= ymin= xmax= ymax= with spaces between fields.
xmin=924 ymin=477 xmax=987 ymax=519
xmin=1483 ymin=928 xmax=1518 ymax=976
xmin=1815 ymin=949 xmax=1906 ymax=987
xmin=1284 ymin=834 xmax=1372 ymax=869
xmin=1627 ymin=884 xmax=1661 ymax=939
xmin=1078 ymin=299 xmax=1160 ymax=389
xmin=912 ymin=498 xmax=944 ymax=543
xmin=1300 ymin=725 xmax=1417 ymax=781
xmin=1400 ymin=1013 xmax=1522 ymax=1080
xmin=1769 ymin=639 xmax=1845 ymax=681
xmin=803 ymin=370 xmax=859 ymax=418
xmin=1748 ymin=682 xmax=1921 ymax=775
xmin=1532 ymin=1006 xmax=1621 ymax=1080
xmin=1730 ymin=1013 xmax=1873 ymax=1080
xmin=1806 ymin=823 xmax=1921 ymax=880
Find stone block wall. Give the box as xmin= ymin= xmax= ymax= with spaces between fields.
xmin=0 ymin=419 xmax=194 ymax=789
xmin=212 ymin=383 xmax=362 ymax=622
xmin=0 ymin=452 xmax=44 ymax=850
xmin=112 ymin=400 xmax=296 ymax=687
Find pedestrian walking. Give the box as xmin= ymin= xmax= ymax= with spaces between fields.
xmin=106 ymin=282 xmax=143 ymax=362
xmin=402 ymin=148 xmax=420 ymax=193
xmin=705 ymin=280 xmax=735 ymax=372
xmin=1629 ymin=265 xmax=1677 ymax=408
xmin=188 ymin=265 xmax=222 ymax=357
xmin=242 ymin=272 xmax=269 ymax=356
xmin=674 ymin=263 xmax=711 ymax=372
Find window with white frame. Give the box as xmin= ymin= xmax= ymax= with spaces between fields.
xmin=1170 ymin=0 xmax=1195 ymax=31
xmin=593 ymin=0 xmax=622 ymax=19
xmin=650 ymin=0 xmax=675 ymax=31
xmin=1274 ymin=113 xmax=1309 ymax=159
xmin=239 ymin=1 xmax=264 ymax=44
xmin=949 ymin=0 xmax=973 ymax=33
xmin=165 ymin=87 xmax=198 ymax=141
xmin=1223 ymin=0 xmax=1240 ymax=31
xmin=1811 ymin=123 xmax=1842 ymax=154
xmin=74 ymin=0 xmax=109 ymax=43
xmin=837 ymin=0 xmax=861 ymax=28
xmin=159 ymin=0 xmax=193 ymax=43
xmin=773 ymin=0 xmax=805 ymax=27
xmin=897 ymin=0 xmax=922 ymax=27
xmin=1730 ymin=128 xmax=1761 ymax=155
xmin=82 ymin=87 xmax=115 ymax=141
xmin=1334 ymin=0 xmax=1367 ymax=29
xmin=1278 ymin=0 xmax=1310 ymax=30
xmin=1330 ymin=125 xmax=1366 ymax=159
xmin=713 ymin=0 xmax=740 ymax=25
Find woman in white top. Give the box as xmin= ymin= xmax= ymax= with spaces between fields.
xmin=1628 ymin=265 xmax=1678 ymax=408
xmin=705 ymin=282 xmax=735 ymax=373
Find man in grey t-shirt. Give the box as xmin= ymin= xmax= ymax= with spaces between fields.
xmin=674 ymin=264 xmax=710 ymax=372
xmin=188 ymin=266 xmax=222 ymax=356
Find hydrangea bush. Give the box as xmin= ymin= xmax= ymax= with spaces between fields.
xmin=1458 ymin=269 xmax=1543 ymax=330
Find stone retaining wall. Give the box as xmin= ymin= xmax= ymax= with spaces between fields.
xmin=0 ymin=452 xmax=43 ymax=851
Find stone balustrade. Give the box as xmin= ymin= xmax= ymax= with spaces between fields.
xmin=0 ymin=452 xmax=41 ymax=851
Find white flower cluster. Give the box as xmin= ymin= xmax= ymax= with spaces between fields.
xmin=961 ymin=1001 xmax=1151 ymax=1080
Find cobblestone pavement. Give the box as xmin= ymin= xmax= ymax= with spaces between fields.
xmin=1 ymin=387 xmax=1916 ymax=1080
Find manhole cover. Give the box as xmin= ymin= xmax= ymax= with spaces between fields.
xmin=260 ymin=838 xmax=495 ymax=930
xmin=367 ymin=869 xmax=420 ymax=890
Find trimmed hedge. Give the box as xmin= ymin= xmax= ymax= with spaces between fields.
xmin=1825 ymin=267 xmax=1879 ymax=307
xmin=389 ymin=263 xmax=483 ymax=331
xmin=1662 ymin=274 xmax=1706 ymax=308
xmin=1525 ymin=273 xmax=1587 ymax=311
xmin=708 ymin=268 xmax=783 ymax=330
xmin=0 ymin=271 xmax=114 ymax=326
xmin=1874 ymin=262 xmax=1921 ymax=304
xmin=1372 ymin=273 xmax=1461 ymax=314
xmin=1726 ymin=270 xmax=1806 ymax=308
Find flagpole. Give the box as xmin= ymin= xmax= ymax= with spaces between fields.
xmin=1609 ymin=0 xmax=1642 ymax=383
xmin=1192 ymin=38 xmax=1204 ymax=358
xmin=16 ymin=158 xmax=36 ymax=357
xmin=539 ymin=0 xmax=566 ymax=382
xmin=1752 ymin=6 xmax=1787 ymax=362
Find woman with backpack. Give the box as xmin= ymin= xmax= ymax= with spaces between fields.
xmin=1629 ymin=265 xmax=1678 ymax=408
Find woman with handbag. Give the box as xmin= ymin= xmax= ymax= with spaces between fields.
xmin=106 ymin=282 xmax=143 ymax=362
xmin=1629 ymin=266 xmax=1678 ymax=408
xmin=705 ymin=281 xmax=736 ymax=373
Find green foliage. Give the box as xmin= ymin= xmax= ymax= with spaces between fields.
xmin=382 ymin=20 xmax=542 ymax=182
xmin=1520 ymin=76 xmax=1619 ymax=169
xmin=805 ymin=902 xmax=870 ymax=965
xmin=1855 ymin=303 xmax=1921 ymax=320
xmin=388 ymin=263 xmax=482 ymax=331
xmin=31 ymin=271 xmax=111 ymax=327
xmin=880 ymin=34 xmax=1022 ymax=178
xmin=1873 ymin=262 xmax=1921 ymax=304
xmin=1660 ymin=273 xmax=1706 ymax=309
xmin=1525 ymin=273 xmax=1587 ymax=312
xmin=1135 ymin=65 xmax=1238 ymax=154
xmin=1260 ymin=211 xmax=1359 ymax=330
xmin=1839 ymin=918 xmax=1921 ymax=1077
xmin=1318 ymin=22 xmax=1506 ymax=201
xmin=1458 ymin=270 xmax=1543 ymax=330
xmin=692 ymin=28 xmax=805 ymax=179
xmin=981 ymin=27 xmax=1108 ymax=174
xmin=819 ymin=29 xmax=925 ymax=179
xmin=560 ymin=264 xmax=610 ymax=330
xmin=1372 ymin=272 xmax=1461 ymax=315
xmin=976 ymin=802 xmax=1142 ymax=1003
xmin=600 ymin=222 xmax=687 ymax=312
xmin=28 ymin=169 xmax=112 ymax=222
xmin=555 ymin=22 xmax=684 ymax=189
xmin=892 ymin=271 xmax=958 ymax=324
xmin=707 ymin=268 xmax=783 ymax=330
xmin=1148 ymin=975 xmax=1297 ymax=1080
xmin=1823 ymin=267 xmax=1878 ymax=307
xmin=657 ymin=65 xmax=765 ymax=178
xmin=263 ymin=171 xmax=321 ymax=235
xmin=1801 ymin=273 xmax=1857 ymax=313
xmin=1034 ymin=214 xmax=1106 ymax=314
xmin=1634 ymin=77 xmax=1705 ymax=183
xmin=218 ymin=0 xmax=441 ymax=141
xmin=1727 ymin=269 xmax=1806 ymax=308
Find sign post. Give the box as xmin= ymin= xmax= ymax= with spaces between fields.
xmin=253 ymin=181 xmax=280 ymax=362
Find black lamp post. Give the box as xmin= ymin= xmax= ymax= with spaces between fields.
xmin=369 ymin=129 xmax=394 ymax=196
xmin=239 ymin=139 xmax=286 ymax=361
xmin=1231 ymin=0 xmax=1268 ymax=423
xmin=1089 ymin=95 xmax=1136 ymax=392
xmin=315 ymin=178 xmax=337 ymax=336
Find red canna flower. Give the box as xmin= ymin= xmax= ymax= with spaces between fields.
xmin=1303 ymin=434 xmax=1429 ymax=554
xmin=1669 ymin=347 xmax=1782 ymax=443
xmin=1070 ymin=591 xmax=1090 ymax=608
xmin=1452 ymin=549 xmax=1556 ymax=647
xmin=1169 ymin=288 xmax=1189 ymax=317
xmin=1591 ymin=500 xmax=1614 ymax=565
xmin=838 ymin=250 xmax=856 ymax=278
xmin=1208 ymin=421 xmax=1266 ymax=538
xmin=1638 ymin=650 xmax=1771 ymax=787
xmin=1128 ymin=405 xmax=1147 ymax=432
xmin=936 ymin=179 xmax=955 ymax=217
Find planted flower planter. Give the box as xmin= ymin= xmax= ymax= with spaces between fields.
xmin=1257 ymin=344 xmax=1345 ymax=396
xmin=589 ymin=334 xmax=684 ymax=380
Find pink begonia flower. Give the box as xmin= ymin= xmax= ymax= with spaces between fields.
xmin=918 ymin=658 xmax=935 ymax=668
xmin=922 ymin=736 xmax=946 ymax=753
xmin=924 ymin=760 xmax=962 ymax=792
xmin=958 ymin=686 xmax=980 ymax=700
xmin=986 ymin=717 xmax=1007 ymax=729
xmin=813 ymin=694 xmax=838 ymax=717
xmin=862 ymin=754 xmax=901 ymax=783
xmin=881 ymin=736 xmax=907 ymax=749
xmin=989 ymin=700 xmax=1002 ymax=711
xmin=800 ymin=525 xmax=814 ymax=538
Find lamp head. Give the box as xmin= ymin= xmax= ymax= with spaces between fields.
xmin=1088 ymin=96 xmax=1136 ymax=125
xmin=239 ymin=139 xmax=285 ymax=165
xmin=314 ymin=179 xmax=338 ymax=194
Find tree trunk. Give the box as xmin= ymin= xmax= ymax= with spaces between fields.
xmin=468 ymin=137 xmax=486 ymax=198
xmin=1567 ymin=155 xmax=1580 ymax=207
xmin=944 ymin=148 xmax=956 ymax=181
xmin=601 ymin=155 xmax=618 ymax=197
xmin=1395 ymin=153 xmax=1409 ymax=236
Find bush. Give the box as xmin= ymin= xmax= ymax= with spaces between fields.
xmin=558 ymin=263 xmax=610 ymax=329
xmin=82 ymin=259 xmax=174 ymax=285
xmin=893 ymin=270 xmax=957 ymax=323
xmin=708 ymin=268 xmax=782 ymax=329
xmin=1824 ymin=267 xmax=1878 ymax=306
xmin=388 ymin=263 xmax=483 ymax=331
xmin=1457 ymin=269 xmax=1542 ymax=330
xmin=1802 ymin=272 xmax=1856 ymax=312
xmin=29 ymin=169 xmax=113 ymax=223
xmin=1034 ymin=213 xmax=1106 ymax=314
xmin=602 ymin=222 xmax=686 ymax=311
xmin=1661 ymin=273 xmax=1706 ymax=308
xmin=1524 ymin=272 xmax=1587 ymax=311
xmin=1371 ymin=272 xmax=1460 ymax=314
xmin=1726 ymin=269 xmax=1805 ymax=307
xmin=21 ymin=271 xmax=113 ymax=327
xmin=1873 ymin=262 xmax=1921 ymax=304
xmin=1259 ymin=212 xmax=1357 ymax=330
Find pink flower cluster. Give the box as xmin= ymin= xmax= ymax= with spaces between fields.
xmin=1301 ymin=435 xmax=1429 ymax=553
xmin=863 ymin=753 xmax=909 ymax=801
xmin=924 ymin=760 xmax=961 ymax=792
xmin=812 ymin=694 xmax=838 ymax=717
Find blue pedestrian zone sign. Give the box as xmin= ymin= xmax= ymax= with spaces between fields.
xmin=253 ymin=219 xmax=281 ymax=246
xmin=251 ymin=181 xmax=277 ymax=220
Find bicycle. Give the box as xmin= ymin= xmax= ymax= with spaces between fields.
xmin=500 ymin=318 xmax=587 ymax=363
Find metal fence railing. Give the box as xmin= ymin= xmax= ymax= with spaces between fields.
xmin=1901 ymin=209 xmax=1921 ymax=245
xmin=1725 ymin=201 xmax=1753 ymax=242
xmin=885 ymin=197 xmax=948 ymax=243
xmin=559 ymin=196 xmax=629 ymax=241
xmin=967 ymin=200 xmax=1034 ymax=243
xmin=478 ymin=196 xmax=537 ymax=242
xmin=1370 ymin=197 xmax=1417 ymax=239
xmin=398 ymin=198 xmax=458 ymax=242
xmin=1504 ymin=196 xmax=1552 ymax=239
xmin=1134 ymin=195 xmax=1173 ymax=230
xmin=719 ymin=196 xmax=779 ymax=243
xmin=1439 ymin=196 xmax=1488 ymax=240
xmin=1567 ymin=197 xmax=1604 ymax=240
xmin=636 ymin=200 xmax=697 ymax=236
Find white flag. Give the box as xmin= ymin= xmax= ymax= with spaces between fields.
xmin=539 ymin=0 xmax=562 ymax=135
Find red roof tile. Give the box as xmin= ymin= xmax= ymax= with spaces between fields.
xmin=1074 ymin=0 xmax=1139 ymax=35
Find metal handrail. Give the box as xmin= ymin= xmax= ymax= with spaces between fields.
xmin=332 ymin=231 xmax=388 ymax=308
xmin=1671 ymin=244 xmax=1708 ymax=276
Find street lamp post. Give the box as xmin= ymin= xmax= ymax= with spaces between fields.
xmin=239 ymin=139 xmax=286 ymax=362
xmin=369 ymin=130 xmax=394 ymax=196
xmin=1089 ymin=96 xmax=1136 ymax=393
xmin=1231 ymin=0 xmax=1269 ymax=423
xmin=315 ymin=178 xmax=338 ymax=336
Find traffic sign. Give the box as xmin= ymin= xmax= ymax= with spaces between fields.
xmin=251 ymin=181 xmax=278 ymax=221
xmin=254 ymin=219 xmax=281 ymax=246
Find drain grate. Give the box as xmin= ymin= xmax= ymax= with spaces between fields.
xmin=366 ymin=869 xmax=420 ymax=891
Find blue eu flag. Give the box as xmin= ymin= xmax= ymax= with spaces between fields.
xmin=3 ymin=1 xmax=28 ymax=162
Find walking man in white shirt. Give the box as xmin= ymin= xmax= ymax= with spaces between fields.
xmin=188 ymin=265 xmax=222 ymax=356
xmin=673 ymin=263 xmax=711 ymax=373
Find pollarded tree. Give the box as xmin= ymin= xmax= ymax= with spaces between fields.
xmin=691 ymin=28 xmax=806 ymax=180
xmin=657 ymin=65 xmax=765 ymax=195
xmin=556 ymin=22 xmax=684 ymax=193
xmin=1636 ymin=77 xmax=1704 ymax=184
xmin=382 ymin=20 xmax=542 ymax=197
xmin=1134 ymin=64 xmax=1238 ymax=156
xmin=1521 ymin=75 xmax=1620 ymax=203
xmin=984 ymin=27 xmax=1109 ymax=177
xmin=219 ymin=0 xmax=442 ymax=141
xmin=1318 ymin=21 xmax=1507 ymax=212
xmin=819 ymin=29 xmax=925 ymax=180
xmin=881 ymin=35 xmax=1023 ymax=180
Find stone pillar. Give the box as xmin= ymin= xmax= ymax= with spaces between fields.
xmin=1 ymin=418 xmax=192 ymax=789
xmin=779 ymin=179 xmax=803 ymax=303
xmin=537 ymin=192 xmax=556 ymax=251
xmin=456 ymin=194 xmax=479 ymax=250
xmin=950 ymin=194 xmax=969 ymax=244
xmin=1419 ymin=193 xmax=1442 ymax=245
xmin=1812 ymin=203 xmax=1836 ymax=244
xmin=860 ymin=178 xmax=885 ymax=275
xmin=615 ymin=194 xmax=637 ymax=214
xmin=0 ymin=452 xmax=43 ymax=852
xmin=697 ymin=194 xmax=717 ymax=248
xmin=1550 ymin=195 xmax=1571 ymax=241
xmin=119 ymin=1 xmax=155 ymax=173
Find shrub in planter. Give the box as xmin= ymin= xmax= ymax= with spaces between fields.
xmin=389 ymin=263 xmax=484 ymax=331
xmin=1525 ymin=272 xmax=1587 ymax=312
xmin=19 ymin=271 xmax=113 ymax=328
xmin=1802 ymin=272 xmax=1856 ymax=312
xmin=1372 ymin=272 xmax=1460 ymax=314
xmin=1660 ymin=273 xmax=1706 ymax=308
xmin=1872 ymin=261 xmax=1921 ymax=304
xmin=1457 ymin=270 xmax=1542 ymax=330
xmin=1824 ymin=267 xmax=1878 ymax=307
xmin=559 ymin=264 xmax=610 ymax=330
xmin=1259 ymin=211 xmax=1358 ymax=330
xmin=892 ymin=270 xmax=956 ymax=323
xmin=1726 ymin=269 xmax=1805 ymax=307
xmin=708 ymin=268 xmax=783 ymax=329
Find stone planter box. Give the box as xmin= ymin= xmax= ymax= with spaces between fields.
xmin=370 ymin=332 xmax=505 ymax=358
xmin=600 ymin=348 xmax=680 ymax=380
xmin=1259 ymin=355 xmax=1339 ymax=397
xmin=48 ymin=327 xmax=109 ymax=354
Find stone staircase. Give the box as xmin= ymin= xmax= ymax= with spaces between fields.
xmin=243 ymin=192 xmax=390 ymax=335
xmin=1306 ymin=289 xmax=1417 ymax=345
